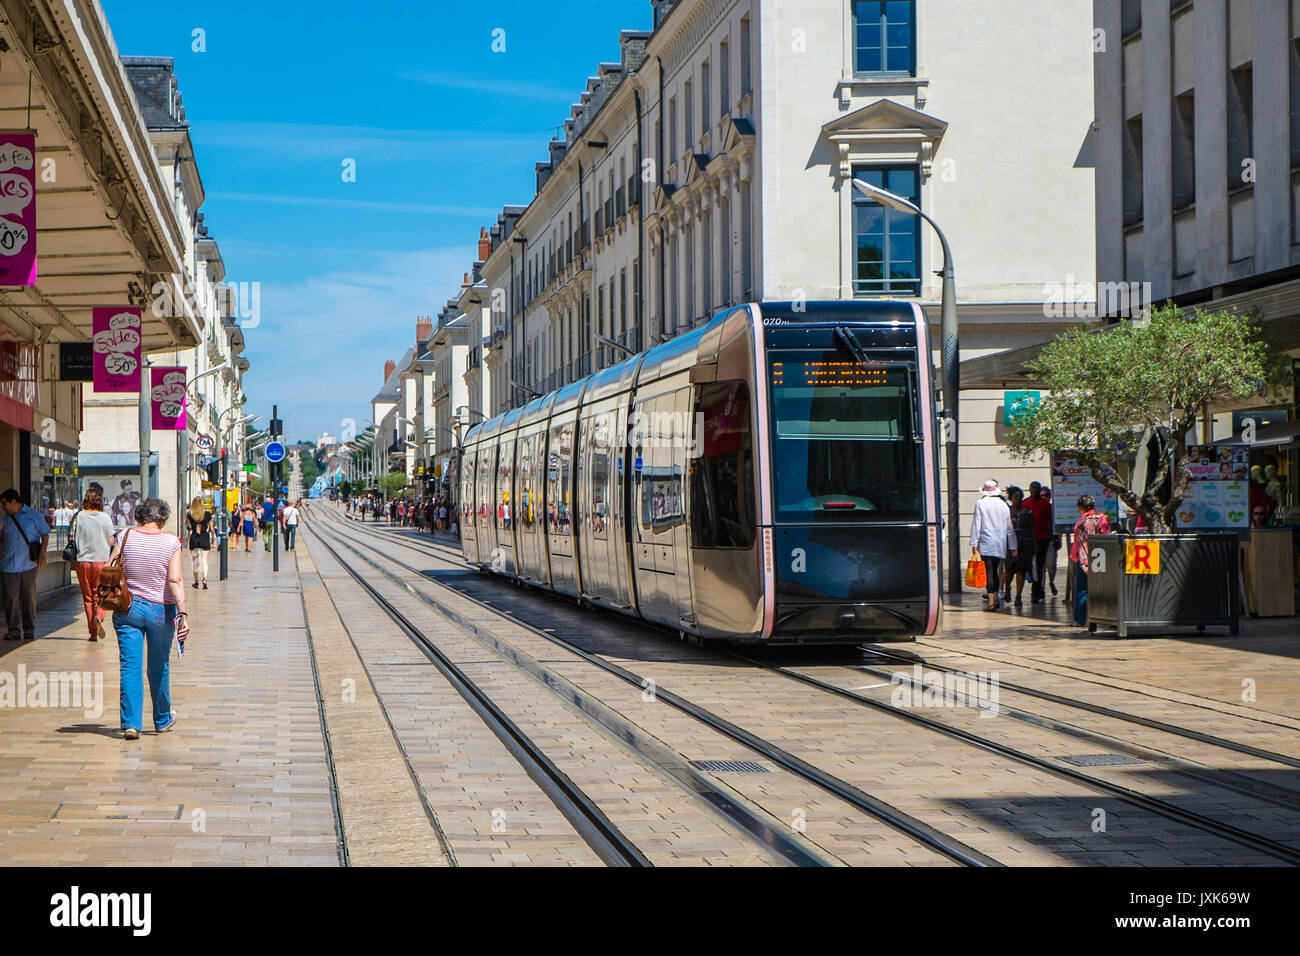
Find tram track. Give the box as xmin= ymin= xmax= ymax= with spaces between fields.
xmin=325 ymin=507 xmax=1300 ymax=866
xmin=311 ymin=510 xmax=999 ymax=866
xmin=307 ymin=519 xmax=651 ymax=867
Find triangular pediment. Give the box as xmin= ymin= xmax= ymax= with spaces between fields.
xmin=722 ymin=115 xmax=756 ymax=152
xmin=822 ymin=98 xmax=948 ymax=142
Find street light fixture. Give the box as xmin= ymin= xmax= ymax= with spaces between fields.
xmin=851 ymin=177 xmax=961 ymax=598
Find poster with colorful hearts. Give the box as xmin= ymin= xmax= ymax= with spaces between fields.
xmin=150 ymin=366 xmax=187 ymax=430
xmin=1178 ymin=480 xmax=1249 ymax=529
xmin=92 ymin=307 xmax=142 ymax=392
xmin=0 ymin=133 xmax=36 ymax=287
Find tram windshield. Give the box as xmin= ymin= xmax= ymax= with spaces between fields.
xmin=768 ymin=352 xmax=923 ymax=523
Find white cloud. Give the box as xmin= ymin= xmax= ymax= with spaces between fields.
xmin=400 ymin=70 xmax=580 ymax=102
xmin=237 ymin=246 xmax=476 ymax=439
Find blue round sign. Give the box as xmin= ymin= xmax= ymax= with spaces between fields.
xmin=265 ymin=441 xmax=286 ymax=463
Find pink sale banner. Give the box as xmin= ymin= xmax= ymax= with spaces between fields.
xmin=150 ymin=366 xmax=187 ymax=430
xmin=92 ymin=307 xmax=142 ymax=392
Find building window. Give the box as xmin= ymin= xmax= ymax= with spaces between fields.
xmin=1227 ymin=64 xmax=1253 ymax=191
xmin=684 ymin=80 xmax=694 ymax=153
xmin=1172 ymin=91 xmax=1195 ymax=210
xmin=1123 ymin=115 xmax=1144 ymax=226
xmin=852 ymin=165 xmax=920 ymax=296
xmin=740 ymin=16 xmax=752 ymax=97
xmin=669 ymin=97 xmax=678 ymax=163
xmin=853 ymin=1 xmax=915 ymax=76
xmin=701 ymin=60 xmax=711 ymax=134
xmin=720 ymin=38 xmax=730 ymax=116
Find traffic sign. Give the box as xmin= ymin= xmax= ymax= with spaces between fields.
xmin=265 ymin=441 xmax=286 ymax=463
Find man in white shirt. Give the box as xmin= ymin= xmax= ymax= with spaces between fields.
xmin=281 ymin=501 xmax=299 ymax=551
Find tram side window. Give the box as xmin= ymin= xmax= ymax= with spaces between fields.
xmin=519 ymin=436 xmax=533 ymax=528
xmin=461 ymin=453 xmax=474 ymax=522
xmin=548 ymin=424 xmax=573 ymax=536
xmin=498 ymin=441 xmax=514 ymax=531
xmin=591 ymin=448 xmax=609 ymax=538
xmin=690 ymin=381 xmax=755 ymax=548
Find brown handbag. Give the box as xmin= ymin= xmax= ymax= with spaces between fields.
xmin=98 ymin=529 xmax=133 ymax=612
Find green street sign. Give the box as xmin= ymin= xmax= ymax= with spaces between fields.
xmin=244 ymin=464 xmax=257 ymax=472
xmin=1004 ymin=390 xmax=1041 ymax=427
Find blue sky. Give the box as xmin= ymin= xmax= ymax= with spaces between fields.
xmin=101 ymin=0 xmax=649 ymax=442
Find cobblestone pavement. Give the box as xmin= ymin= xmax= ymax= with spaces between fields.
xmin=0 ymin=545 xmax=339 ymax=865
xmin=4 ymin=504 xmax=1295 ymax=867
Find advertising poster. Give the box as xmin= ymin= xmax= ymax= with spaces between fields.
xmin=1051 ymin=454 xmax=1119 ymax=531
xmin=92 ymin=307 xmax=142 ymax=392
xmin=0 ymin=132 xmax=37 ymax=287
xmin=150 ymin=366 xmax=187 ymax=430
xmin=1177 ymin=445 xmax=1249 ymax=530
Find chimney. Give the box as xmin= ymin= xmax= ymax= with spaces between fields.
xmin=416 ymin=315 xmax=433 ymax=342
xmin=477 ymin=227 xmax=491 ymax=261
xmin=384 ymin=359 xmax=395 ymax=382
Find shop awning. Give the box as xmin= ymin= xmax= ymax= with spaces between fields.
xmin=1210 ymin=420 xmax=1300 ymax=449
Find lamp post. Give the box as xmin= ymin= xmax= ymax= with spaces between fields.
xmin=851 ymin=177 xmax=961 ymax=597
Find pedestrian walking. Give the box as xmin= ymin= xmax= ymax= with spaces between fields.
xmin=0 ymin=489 xmax=50 ymax=641
xmin=1024 ymin=481 xmax=1055 ymax=602
xmin=1004 ymin=487 xmax=1037 ymax=608
xmin=260 ymin=495 xmax=275 ymax=552
xmin=969 ymin=479 xmax=1017 ymax=612
xmin=185 ymin=497 xmax=212 ymax=589
xmin=1041 ymin=488 xmax=1060 ymax=595
xmin=108 ymin=497 xmax=188 ymax=739
xmin=396 ymin=499 xmax=406 ymax=527
xmin=54 ymin=499 xmax=75 ymax=550
xmin=72 ymin=487 xmax=115 ymax=641
xmin=1068 ymin=494 xmax=1113 ymax=627
xmin=230 ymin=505 xmax=242 ymax=546
xmin=283 ymin=499 xmax=300 ymax=550
xmin=240 ymin=504 xmax=256 ymax=552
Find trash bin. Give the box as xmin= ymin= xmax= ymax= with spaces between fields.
xmin=1086 ymin=533 xmax=1239 ymax=637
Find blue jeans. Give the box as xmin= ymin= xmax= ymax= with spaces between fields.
xmin=114 ymin=596 xmax=177 ymax=731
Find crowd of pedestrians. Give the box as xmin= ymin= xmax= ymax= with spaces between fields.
xmin=970 ymin=478 xmax=1116 ymax=627
xmin=344 ymin=493 xmax=458 ymax=536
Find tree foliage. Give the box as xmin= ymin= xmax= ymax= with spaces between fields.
xmin=380 ymin=471 xmax=409 ymax=499
xmin=1007 ymin=305 xmax=1288 ymax=532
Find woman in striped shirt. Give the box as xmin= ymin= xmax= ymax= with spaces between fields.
xmin=108 ymin=497 xmax=190 ymax=740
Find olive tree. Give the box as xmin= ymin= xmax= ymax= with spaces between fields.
xmin=1007 ymin=304 xmax=1288 ymax=533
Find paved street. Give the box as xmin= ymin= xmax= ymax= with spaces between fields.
xmin=4 ymin=505 xmax=1295 ymax=868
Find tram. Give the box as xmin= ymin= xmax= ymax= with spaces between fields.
xmin=459 ymin=301 xmax=941 ymax=643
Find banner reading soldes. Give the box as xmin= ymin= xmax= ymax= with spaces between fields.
xmin=92 ymin=307 xmax=142 ymax=392
xmin=0 ymin=132 xmax=36 ymax=287
xmin=150 ymin=366 xmax=187 ymax=430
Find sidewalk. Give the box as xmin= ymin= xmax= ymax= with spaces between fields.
xmin=0 ymin=543 xmax=340 ymax=865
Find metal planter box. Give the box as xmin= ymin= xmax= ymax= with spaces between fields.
xmin=1086 ymin=534 xmax=1240 ymax=638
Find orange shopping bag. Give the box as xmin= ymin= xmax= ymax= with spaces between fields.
xmin=965 ymin=558 xmax=986 ymax=590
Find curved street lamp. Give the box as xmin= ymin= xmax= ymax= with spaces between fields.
xmin=851 ymin=177 xmax=961 ymax=597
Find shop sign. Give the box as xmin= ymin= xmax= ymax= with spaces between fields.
xmin=196 ymin=433 xmax=216 ymax=451
xmin=1003 ymin=390 xmax=1041 ymax=427
xmin=0 ymin=132 xmax=37 ymax=287
xmin=92 ymin=307 xmax=142 ymax=393
xmin=58 ymin=343 xmax=94 ymax=382
xmin=1124 ymin=538 xmax=1160 ymax=574
xmin=150 ymin=367 xmax=187 ymax=430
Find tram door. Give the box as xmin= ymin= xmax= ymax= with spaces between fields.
xmin=633 ymin=390 xmax=682 ymax=627
xmin=669 ymin=387 xmax=695 ymax=627
xmin=460 ymin=447 xmax=478 ymax=564
xmin=475 ymin=444 xmax=496 ymax=566
xmin=496 ymin=437 xmax=516 ymax=574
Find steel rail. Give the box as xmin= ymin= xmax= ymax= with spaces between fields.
xmin=312 ymin=510 xmax=1001 ymax=867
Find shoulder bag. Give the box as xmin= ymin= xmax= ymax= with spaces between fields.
xmin=9 ymin=512 xmax=43 ymax=563
xmin=62 ymin=510 xmax=80 ymax=563
xmin=98 ymin=528 xmax=133 ymax=612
